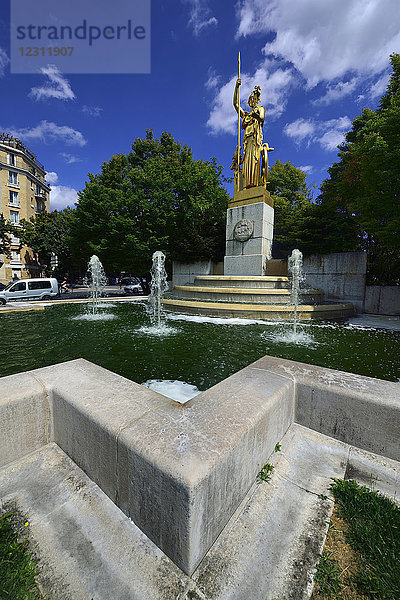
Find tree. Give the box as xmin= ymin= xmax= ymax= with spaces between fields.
xmin=0 ymin=213 xmax=15 ymax=259
xmin=318 ymin=53 xmax=400 ymax=284
xmin=71 ymin=131 xmax=229 ymax=274
xmin=268 ymin=160 xmax=313 ymax=256
xmin=20 ymin=208 xmax=75 ymax=276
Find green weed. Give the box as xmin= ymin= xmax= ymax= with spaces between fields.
xmin=256 ymin=463 xmax=274 ymax=483
xmin=0 ymin=512 xmax=46 ymax=600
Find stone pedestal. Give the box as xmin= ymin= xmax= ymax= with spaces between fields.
xmin=224 ymin=186 xmax=274 ymax=276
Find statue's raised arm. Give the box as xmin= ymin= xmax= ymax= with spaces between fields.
xmin=233 ymin=78 xmax=244 ymax=119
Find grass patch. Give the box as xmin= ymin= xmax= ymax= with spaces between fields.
xmin=0 ymin=512 xmax=46 ymax=600
xmin=312 ymin=479 xmax=400 ymax=600
xmin=314 ymin=551 xmax=344 ymax=599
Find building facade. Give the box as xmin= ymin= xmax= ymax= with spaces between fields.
xmin=0 ymin=133 xmax=50 ymax=283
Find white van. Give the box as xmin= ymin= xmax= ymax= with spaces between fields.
xmin=0 ymin=278 xmax=59 ymax=304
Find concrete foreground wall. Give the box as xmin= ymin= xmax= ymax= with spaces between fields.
xmin=0 ymin=357 xmax=399 ymax=575
xmin=303 ymin=252 xmax=367 ymax=312
xmin=365 ymin=285 xmax=400 ymax=315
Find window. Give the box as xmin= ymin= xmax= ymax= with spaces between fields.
xmin=36 ymin=199 xmax=45 ymax=213
xmin=9 ymin=191 xmax=19 ymax=205
xmin=10 ymin=281 xmax=26 ymax=292
xmin=28 ymin=280 xmax=51 ymax=290
xmin=10 ymin=210 xmax=19 ymax=225
xmin=8 ymin=171 xmax=18 ymax=185
xmin=36 ymin=184 xmax=42 ymax=195
xmin=7 ymin=153 xmax=16 ymax=166
xmin=11 ymin=250 xmax=20 ymax=261
xmin=10 ymin=234 xmax=20 ymax=245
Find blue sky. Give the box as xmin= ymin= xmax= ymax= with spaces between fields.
xmin=0 ymin=0 xmax=399 ymax=210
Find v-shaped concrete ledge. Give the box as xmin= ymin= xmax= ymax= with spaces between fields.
xmin=0 ymin=356 xmax=399 ymax=580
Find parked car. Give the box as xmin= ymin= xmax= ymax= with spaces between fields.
xmin=0 ymin=282 xmax=6 ymax=291
xmin=124 ymin=278 xmax=144 ymax=295
xmin=0 ymin=278 xmax=59 ymax=304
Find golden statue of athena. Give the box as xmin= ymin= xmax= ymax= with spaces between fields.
xmin=232 ymin=53 xmax=274 ymax=192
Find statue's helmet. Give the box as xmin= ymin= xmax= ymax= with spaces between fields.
xmin=248 ymin=85 xmax=261 ymax=106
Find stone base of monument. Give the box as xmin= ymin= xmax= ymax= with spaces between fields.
xmin=165 ymin=274 xmax=355 ymax=320
xmin=224 ymin=186 xmax=274 ymax=276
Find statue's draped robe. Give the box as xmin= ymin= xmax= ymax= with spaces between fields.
xmin=242 ymin=108 xmax=263 ymax=188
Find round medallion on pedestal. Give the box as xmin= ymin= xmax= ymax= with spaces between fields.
xmin=233 ymin=219 xmax=254 ymax=242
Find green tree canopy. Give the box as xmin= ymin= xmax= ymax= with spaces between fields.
xmin=20 ymin=208 xmax=75 ymax=276
xmin=268 ymin=160 xmax=313 ymax=255
xmin=0 ymin=213 xmax=15 ymax=259
xmin=71 ymin=130 xmax=229 ymax=274
xmin=268 ymin=160 xmax=360 ymax=258
xmin=318 ymin=53 xmax=400 ymax=284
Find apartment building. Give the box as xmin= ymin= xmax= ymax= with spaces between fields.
xmin=0 ymin=133 xmax=50 ymax=283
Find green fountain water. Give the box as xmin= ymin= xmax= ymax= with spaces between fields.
xmin=0 ymin=303 xmax=398 ymax=391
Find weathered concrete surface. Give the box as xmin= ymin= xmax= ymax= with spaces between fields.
xmin=365 ymin=285 xmax=400 ymax=316
xmin=33 ymin=360 xmax=173 ymax=506
xmin=251 ymin=355 xmax=400 ymax=461
xmin=27 ymin=359 xmax=294 ymax=575
xmin=0 ymin=443 xmax=186 ymax=600
xmin=1 ymin=356 xmax=400 ymax=598
xmin=2 ymin=425 xmax=398 ymax=599
xmin=193 ymin=424 xmax=348 ymax=599
xmin=303 ymin=252 xmax=367 ymax=312
xmin=0 ymin=371 xmax=52 ymax=467
xmin=346 ymin=446 xmax=400 ymax=503
xmin=172 ymin=260 xmax=213 ymax=287
xmin=117 ymin=364 xmax=294 ymax=574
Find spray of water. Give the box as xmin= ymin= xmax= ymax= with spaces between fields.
xmin=87 ymin=255 xmax=107 ymax=316
xmin=148 ymin=251 xmax=169 ymax=329
xmin=288 ymin=249 xmax=303 ymax=335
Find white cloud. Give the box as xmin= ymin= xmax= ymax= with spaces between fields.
xmin=236 ymin=0 xmax=400 ymax=89
xmin=50 ymin=185 xmax=78 ymax=210
xmin=205 ymin=68 xmax=221 ymax=90
xmin=313 ymin=78 xmax=359 ymax=106
xmin=45 ymin=171 xmax=58 ymax=185
xmin=284 ymin=118 xmax=316 ymax=143
xmin=284 ymin=115 xmax=351 ymax=151
xmin=184 ymin=0 xmax=218 ymax=35
xmin=369 ymin=71 xmax=391 ymax=99
xmin=207 ymin=62 xmax=294 ymax=135
xmin=298 ymin=165 xmax=313 ymax=175
xmin=30 ymin=64 xmax=76 ymax=101
xmin=0 ymin=48 xmax=9 ymax=77
xmin=59 ymin=152 xmax=82 ymax=164
xmin=2 ymin=121 xmax=87 ymax=146
xmin=82 ymin=105 xmax=103 ymax=117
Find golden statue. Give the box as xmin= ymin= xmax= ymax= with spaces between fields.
xmin=233 ymin=54 xmax=274 ymax=191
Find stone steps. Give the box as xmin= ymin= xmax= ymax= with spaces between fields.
xmin=173 ymin=285 xmax=324 ymax=305
xmin=163 ymin=298 xmax=355 ymax=320
xmin=193 ymin=275 xmax=291 ymax=289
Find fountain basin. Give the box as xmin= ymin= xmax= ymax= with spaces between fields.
xmin=0 ymin=302 xmax=398 ymax=385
